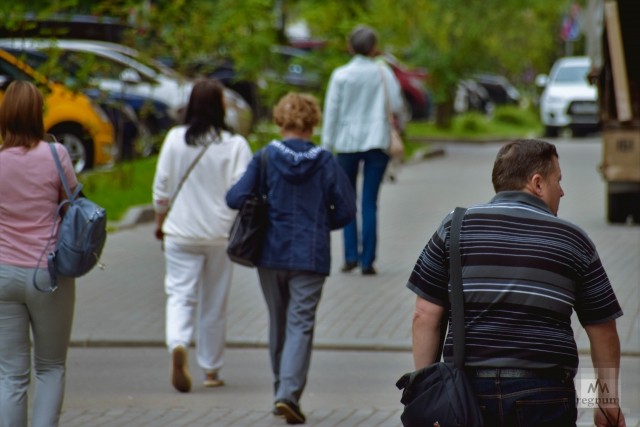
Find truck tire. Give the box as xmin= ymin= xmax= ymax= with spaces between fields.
xmin=607 ymin=192 xmax=629 ymax=224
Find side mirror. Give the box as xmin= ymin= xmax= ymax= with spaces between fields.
xmin=120 ymin=68 xmax=141 ymax=85
xmin=535 ymin=74 xmax=548 ymax=88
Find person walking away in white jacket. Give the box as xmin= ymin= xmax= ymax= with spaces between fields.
xmin=152 ymin=78 xmax=252 ymax=393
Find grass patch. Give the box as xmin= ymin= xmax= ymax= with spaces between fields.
xmin=85 ymin=106 xmax=543 ymax=223
xmin=80 ymin=156 xmax=158 ymax=223
xmin=406 ymin=106 xmax=542 ymax=140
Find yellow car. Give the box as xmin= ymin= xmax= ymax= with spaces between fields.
xmin=0 ymin=49 xmax=114 ymax=172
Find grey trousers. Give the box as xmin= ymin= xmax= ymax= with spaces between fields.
xmin=257 ymin=268 xmax=325 ymax=405
xmin=0 ymin=264 xmax=75 ymax=427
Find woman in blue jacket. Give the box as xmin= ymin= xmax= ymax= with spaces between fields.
xmin=226 ymin=93 xmax=355 ymax=425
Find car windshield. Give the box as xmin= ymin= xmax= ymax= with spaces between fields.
xmin=554 ymin=65 xmax=588 ymax=84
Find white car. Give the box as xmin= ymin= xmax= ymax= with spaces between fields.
xmin=536 ymin=56 xmax=599 ymax=137
xmin=0 ymin=38 xmax=253 ymax=136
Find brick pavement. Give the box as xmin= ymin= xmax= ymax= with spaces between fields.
xmin=67 ymin=140 xmax=639 ymax=426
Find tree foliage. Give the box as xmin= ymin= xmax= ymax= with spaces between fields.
xmin=2 ymin=0 xmax=570 ymax=127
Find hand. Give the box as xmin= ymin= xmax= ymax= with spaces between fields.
xmin=154 ymin=227 xmax=164 ymax=240
xmin=595 ymin=405 xmax=625 ymax=427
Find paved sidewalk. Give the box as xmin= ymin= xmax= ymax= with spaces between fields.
xmin=67 ymin=140 xmax=639 ymax=426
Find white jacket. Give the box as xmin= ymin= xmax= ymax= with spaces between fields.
xmin=152 ymin=126 xmax=252 ymax=244
xmin=321 ymin=55 xmax=404 ymax=153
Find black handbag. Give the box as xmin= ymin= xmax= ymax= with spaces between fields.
xmin=227 ymin=149 xmax=268 ymax=267
xmin=396 ymin=207 xmax=484 ymax=427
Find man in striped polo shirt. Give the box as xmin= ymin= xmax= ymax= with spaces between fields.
xmin=408 ymin=139 xmax=625 ymax=426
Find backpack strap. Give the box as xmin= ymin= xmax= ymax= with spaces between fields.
xmin=49 ymin=143 xmax=82 ymax=201
xmin=31 ymin=144 xmax=76 ymax=293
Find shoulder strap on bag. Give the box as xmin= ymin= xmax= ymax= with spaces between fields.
xmin=165 ymin=141 xmax=214 ymax=220
xmin=450 ymin=206 xmax=468 ymax=369
xmin=378 ymin=65 xmax=395 ymax=127
xmin=49 ymin=143 xmax=82 ymax=201
xmin=258 ymin=146 xmax=268 ymax=201
xmin=32 ymin=144 xmax=77 ymax=293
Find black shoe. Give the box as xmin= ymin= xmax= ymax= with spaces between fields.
xmin=275 ymin=399 xmax=306 ymax=424
xmin=341 ymin=261 xmax=358 ymax=272
xmin=272 ymin=405 xmax=285 ymax=418
xmin=361 ymin=266 xmax=377 ymax=275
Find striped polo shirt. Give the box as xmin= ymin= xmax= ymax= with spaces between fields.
xmin=407 ymin=191 xmax=623 ymax=373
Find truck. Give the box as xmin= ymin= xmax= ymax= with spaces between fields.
xmin=586 ymin=0 xmax=640 ymax=224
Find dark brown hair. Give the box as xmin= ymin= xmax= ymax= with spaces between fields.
xmin=273 ymin=92 xmax=321 ymax=133
xmin=184 ymin=78 xmax=230 ymax=145
xmin=0 ymin=80 xmax=45 ymax=150
xmin=492 ymin=139 xmax=559 ymax=192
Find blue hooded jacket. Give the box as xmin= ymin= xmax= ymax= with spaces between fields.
xmin=226 ymin=139 xmax=356 ymax=275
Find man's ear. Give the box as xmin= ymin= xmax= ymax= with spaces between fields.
xmin=525 ymin=173 xmax=545 ymax=197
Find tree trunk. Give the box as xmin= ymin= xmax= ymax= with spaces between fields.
xmin=435 ymin=99 xmax=454 ymax=129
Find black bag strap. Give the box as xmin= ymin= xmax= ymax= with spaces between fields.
xmin=258 ymin=146 xmax=268 ymax=201
xmin=450 ymin=206 xmax=468 ymax=370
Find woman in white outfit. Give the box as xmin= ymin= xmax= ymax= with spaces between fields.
xmin=152 ymin=78 xmax=252 ymax=393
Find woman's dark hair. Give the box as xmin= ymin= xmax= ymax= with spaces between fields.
xmin=183 ymin=78 xmax=230 ymax=145
xmin=492 ymin=139 xmax=559 ymax=192
xmin=0 ymin=80 xmax=45 ymax=150
xmin=349 ymin=25 xmax=377 ymax=56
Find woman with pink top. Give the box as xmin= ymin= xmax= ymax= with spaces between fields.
xmin=0 ymin=80 xmax=78 ymax=426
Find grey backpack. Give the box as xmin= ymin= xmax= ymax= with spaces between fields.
xmin=33 ymin=144 xmax=107 ymax=292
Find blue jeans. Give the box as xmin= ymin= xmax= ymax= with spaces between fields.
xmin=336 ymin=150 xmax=389 ymax=269
xmin=471 ymin=376 xmax=577 ymax=426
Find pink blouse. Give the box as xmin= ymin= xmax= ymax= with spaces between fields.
xmin=0 ymin=142 xmax=78 ymax=268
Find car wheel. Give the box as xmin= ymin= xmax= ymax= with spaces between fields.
xmin=544 ymin=125 xmax=560 ymax=138
xmin=49 ymin=123 xmax=94 ymax=173
xmin=607 ymin=192 xmax=630 ymax=224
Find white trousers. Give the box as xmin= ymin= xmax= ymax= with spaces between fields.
xmin=163 ymin=240 xmax=232 ymax=375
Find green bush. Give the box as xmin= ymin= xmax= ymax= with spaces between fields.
xmin=455 ymin=112 xmax=490 ymax=133
xmin=493 ymin=105 xmax=537 ymax=127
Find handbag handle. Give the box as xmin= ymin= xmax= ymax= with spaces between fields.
xmin=450 ymin=207 xmax=468 ymax=370
xmin=378 ymin=65 xmax=396 ymax=129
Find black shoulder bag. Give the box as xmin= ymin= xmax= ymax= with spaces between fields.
xmin=396 ymin=207 xmax=484 ymax=427
xmin=227 ymin=148 xmax=269 ymax=267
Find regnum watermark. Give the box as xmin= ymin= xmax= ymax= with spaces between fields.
xmin=575 ymin=368 xmax=621 ymax=409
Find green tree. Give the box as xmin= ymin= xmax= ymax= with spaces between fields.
xmin=3 ymin=0 xmax=569 ymax=128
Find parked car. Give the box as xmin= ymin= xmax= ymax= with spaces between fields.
xmin=536 ymin=56 xmax=599 ymax=137
xmin=382 ymin=54 xmax=432 ymax=120
xmin=0 ymin=39 xmax=253 ymax=137
xmin=474 ymin=73 xmax=521 ymax=107
xmin=455 ymin=73 xmax=520 ymax=115
xmin=3 ymin=46 xmax=168 ymax=160
xmin=74 ymin=39 xmax=254 ymax=137
xmin=0 ymin=48 xmax=114 ymax=172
